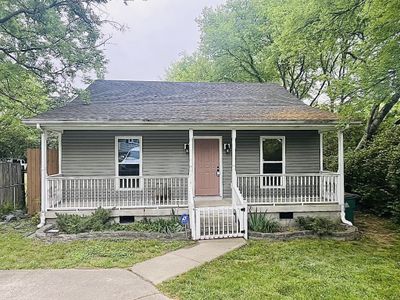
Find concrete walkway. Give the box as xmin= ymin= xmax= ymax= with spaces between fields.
xmin=131 ymin=238 xmax=247 ymax=284
xmin=0 ymin=238 xmax=246 ymax=300
xmin=0 ymin=269 xmax=168 ymax=300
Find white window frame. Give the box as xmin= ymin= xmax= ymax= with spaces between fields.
xmin=260 ymin=136 xmax=286 ymax=188
xmin=115 ymin=136 xmax=143 ymax=190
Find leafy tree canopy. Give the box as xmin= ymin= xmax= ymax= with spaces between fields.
xmin=0 ymin=0 xmax=119 ymax=158
xmin=166 ymin=0 xmax=400 ymax=148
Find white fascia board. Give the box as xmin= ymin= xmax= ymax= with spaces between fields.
xmin=24 ymin=120 xmax=342 ymax=131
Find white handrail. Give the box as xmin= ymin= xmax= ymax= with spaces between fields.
xmin=46 ymin=175 xmax=189 ymax=210
xmin=237 ymin=173 xmax=339 ymax=205
xmin=47 ymin=175 xmax=189 ymax=180
xmin=232 ymin=184 xmax=248 ymax=239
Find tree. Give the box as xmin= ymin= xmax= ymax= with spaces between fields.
xmin=166 ymin=53 xmax=219 ymax=82
xmin=353 ymin=0 xmax=400 ymax=148
xmin=0 ymin=0 xmax=110 ymax=96
xmin=166 ymin=0 xmax=276 ymax=83
xmin=0 ymin=0 xmax=120 ymax=158
xmin=166 ymin=0 xmax=400 ymax=148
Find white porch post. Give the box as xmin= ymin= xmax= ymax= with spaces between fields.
xmin=337 ymin=131 xmax=344 ymax=204
xmin=58 ymin=132 xmax=62 ymax=174
xmin=231 ymin=129 xmax=237 ymax=199
xmin=338 ymin=130 xmax=352 ymax=225
xmin=188 ymin=129 xmax=196 ymax=239
xmin=320 ymin=132 xmax=324 ymax=172
xmin=40 ymin=130 xmax=48 ymax=226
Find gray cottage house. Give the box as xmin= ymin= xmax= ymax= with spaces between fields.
xmin=24 ymin=80 xmax=351 ymax=240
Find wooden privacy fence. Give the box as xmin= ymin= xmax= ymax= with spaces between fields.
xmin=26 ymin=148 xmax=59 ymax=215
xmin=0 ymin=162 xmax=24 ymax=209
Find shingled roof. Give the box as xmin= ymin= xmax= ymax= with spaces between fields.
xmin=27 ymin=80 xmax=338 ymax=124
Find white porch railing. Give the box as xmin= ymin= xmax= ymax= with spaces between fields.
xmin=232 ymin=184 xmax=248 ymax=239
xmin=193 ymin=185 xmax=248 ymax=240
xmin=194 ymin=206 xmax=246 ymax=240
xmin=236 ymin=173 xmax=339 ymax=205
xmin=46 ymin=175 xmax=189 ymax=210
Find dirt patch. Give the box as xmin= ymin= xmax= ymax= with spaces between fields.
xmin=355 ymin=212 xmax=399 ymax=246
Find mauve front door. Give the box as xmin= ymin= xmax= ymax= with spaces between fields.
xmin=195 ymin=139 xmax=220 ymax=196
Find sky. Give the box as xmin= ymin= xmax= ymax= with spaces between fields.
xmin=101 ymin=0 xmax=226 ymax=81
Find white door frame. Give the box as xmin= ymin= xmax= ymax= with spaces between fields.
xmin=192 ymin=136 xmax=223 ymax=199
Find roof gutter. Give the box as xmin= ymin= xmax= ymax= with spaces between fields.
xmin=24 ymin=119 xmax=344 ymax=125
xmin=23 ymin=120 xmax=358 ymax=131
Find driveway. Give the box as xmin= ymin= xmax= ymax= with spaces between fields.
xmin=0 ymin=269 xmax=168 ymax=300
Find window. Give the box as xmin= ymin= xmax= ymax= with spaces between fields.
xmin=260 ymin=136 xmax=285 ymax=186
xmin=116 ymin=137 xmax=142 ymax=188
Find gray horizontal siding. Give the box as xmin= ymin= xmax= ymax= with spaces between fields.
xmin=62 ymin=130 xmax=189 ymax=177
xmin=236 ymin=130 xmax=320 ymax=174
xmin=61 ymin=129 xmax=320 ymax=199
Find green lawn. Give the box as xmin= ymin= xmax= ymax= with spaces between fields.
xmin=160 ymin=214 xmax=400 ymax=300
xmin=0 ymin=219 xmax=188 ymax=269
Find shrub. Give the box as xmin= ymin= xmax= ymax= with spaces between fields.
xmin=56 ymin=207 xmax=111 ymax=234
xmin=56 ymin=208 xmax=184 ymax=234
xmin=111 ymin=217 xmax=184 ymax=234
xmin=345 ymin=125 xmax=400 ymax=223
xmin=85 ymin=207 xmax=112 ymax=231
xmin=0 ymin=201 xmax=15 ymax=217
xmin=149 ymin=218 xmax=184 ymax=234
xmin=248 ymin=209 xmax=281 ymax=233
xmin=296 ymin=216 xmax=341 ymax=236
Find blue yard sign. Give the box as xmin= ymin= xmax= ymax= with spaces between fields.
xmin=179 ymin=214 xmax=189 ymax=225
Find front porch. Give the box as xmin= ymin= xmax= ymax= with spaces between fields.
xmin=39 ymin=128 xmax=346 ymax=240
xmin=45 ymin=172 xmax=340 ymax=210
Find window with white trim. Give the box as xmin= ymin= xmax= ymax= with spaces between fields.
xmin=116 ymin=137 xmax=141 ymax=188
xmin=260 ymin=137 xmax=285 ymax=186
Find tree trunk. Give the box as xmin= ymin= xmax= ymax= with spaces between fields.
xmin=356 ymin=92 xmax=400 ymax=150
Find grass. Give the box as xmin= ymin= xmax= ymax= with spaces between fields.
xmin=0 ymin=219 xmax=188 ymax=269
xmin=159 ymin=213 xmax=400 ymax=300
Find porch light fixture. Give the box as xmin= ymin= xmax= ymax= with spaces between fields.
xmin=224 ymin=143 xmax=231 ymax=154
xmin=184 ymin=143 xmax=189 ymax=153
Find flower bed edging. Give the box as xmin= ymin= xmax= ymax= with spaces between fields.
xmin=35 ymin=224 xmax=189 ymax=242
xmin=249 ymin=225 xmax=359 ymax=241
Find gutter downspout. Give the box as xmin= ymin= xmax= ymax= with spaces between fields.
xmin=338 ymin=126 xmax=353 ymax=226
xmin=36 ymin=123 xmax=46 ymax=228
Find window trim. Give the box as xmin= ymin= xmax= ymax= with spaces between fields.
xmin=259 ymin=136 xmax=286 ymax=188
xmin=115 ymin=136 xmax=143 ymax=189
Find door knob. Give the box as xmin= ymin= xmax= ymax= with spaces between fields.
xmin=216 ymin=166 xmax=220 ymax=177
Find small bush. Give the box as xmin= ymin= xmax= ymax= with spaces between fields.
xmin=296 ymin=216 xmax=341 ymax=236
xmin=0 ymin=202 xmax=15 ymax=216
xmin=56 ymin=207 xmax=111 ymax=234
xmin=248 ymin=209 xmax=281 ymax=233
xmin=31 ymin=213 xmax=40 ymax=225
xmin=56 ymin=208 xmax=183 ymax=234
xmin=150 ymin=218 xmax=184 ymax=234
xmin=111 ymin=217 xmax=184 ymax=234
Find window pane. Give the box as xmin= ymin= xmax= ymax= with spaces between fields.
xmin=118 ymin=138 xmax=140 ymax=164
xmin=263 ymin=139 xmax=282 ymax=161
xmin=119 ymin=164 xmax=139 ymax=176
xmin=263 ymin=163 xmax=283 ymax=174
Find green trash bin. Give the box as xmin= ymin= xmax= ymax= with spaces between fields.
xmin=344 ymin=193 xmax=359 ymax=223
